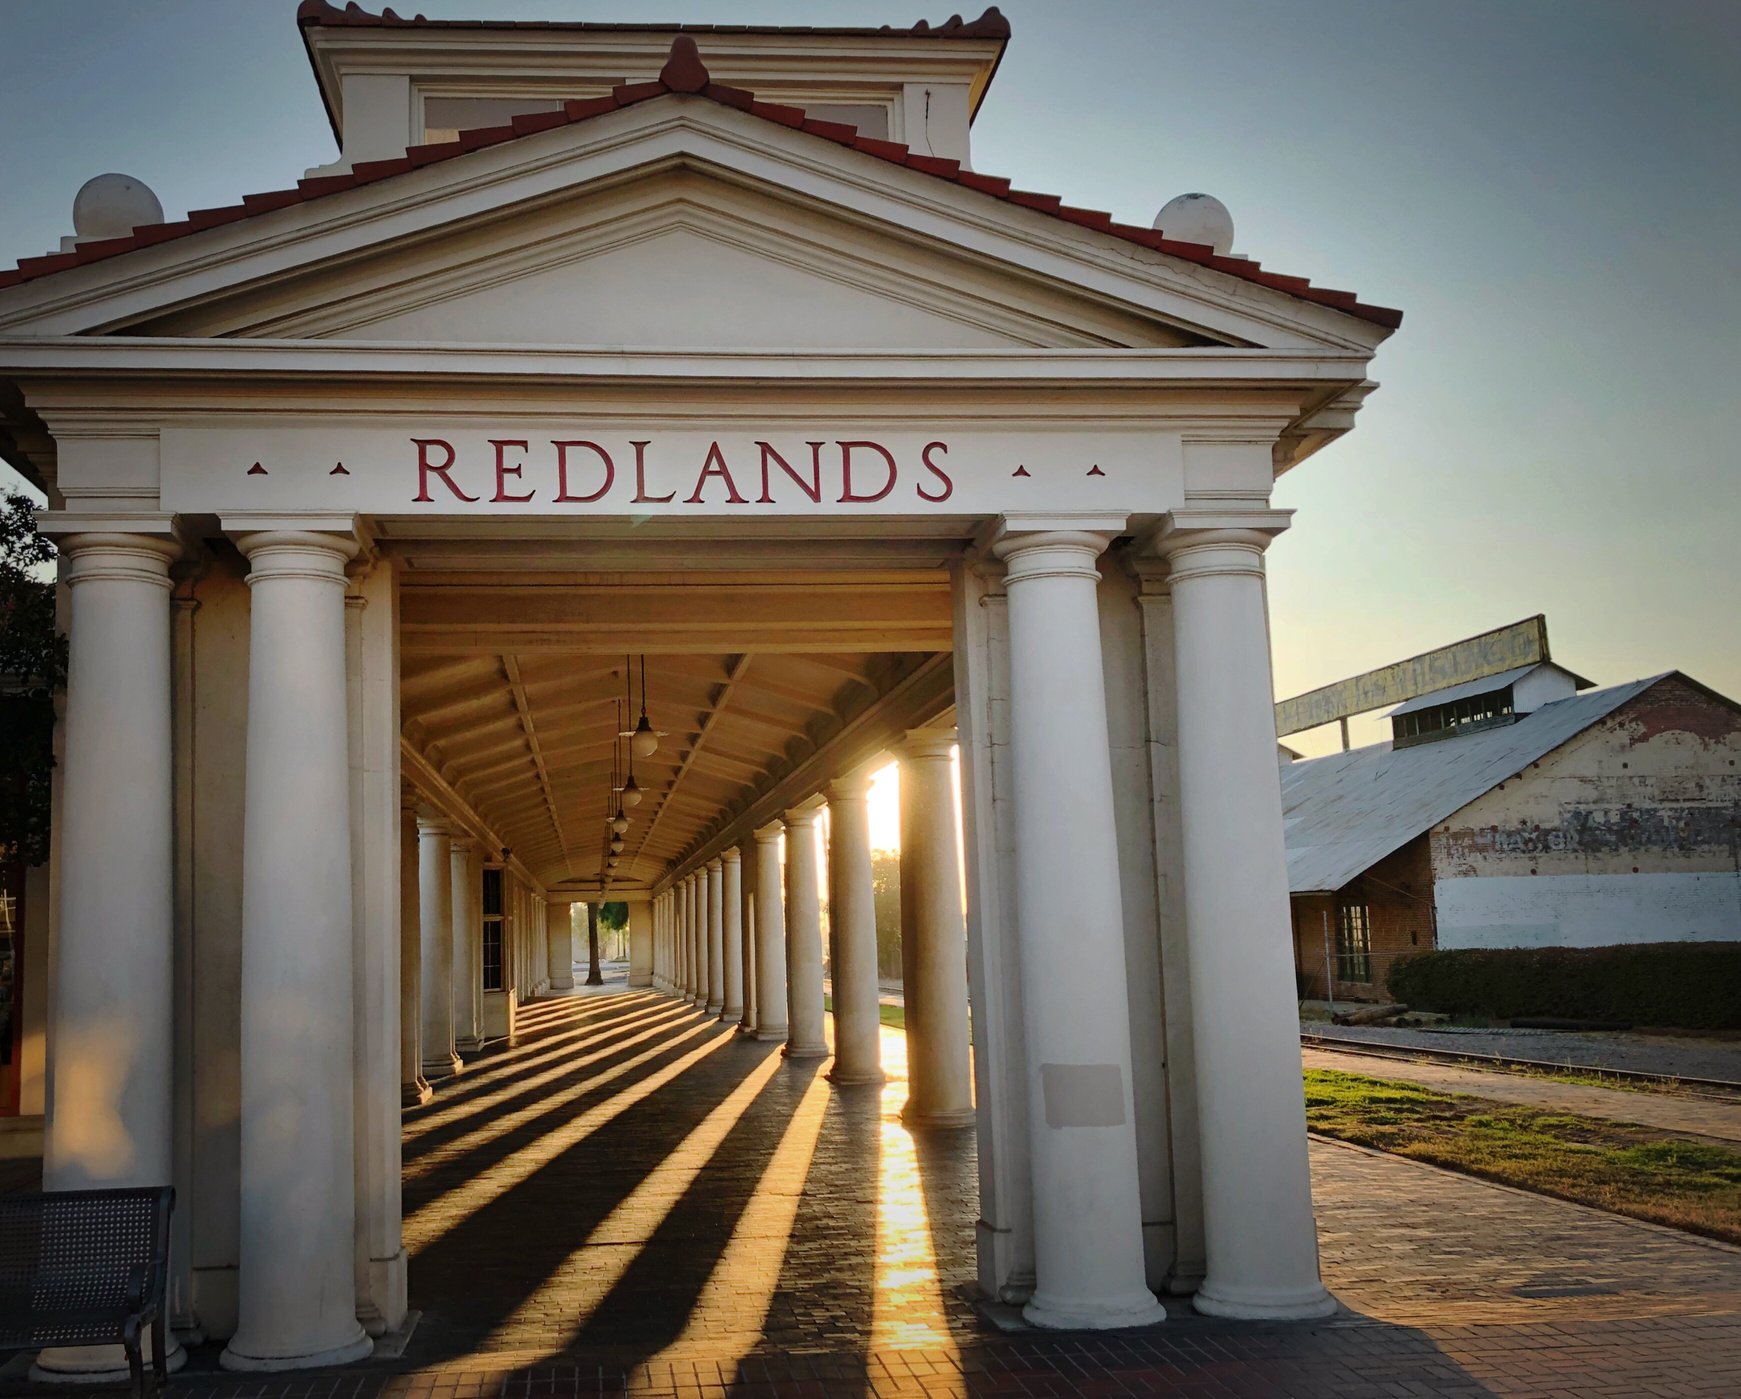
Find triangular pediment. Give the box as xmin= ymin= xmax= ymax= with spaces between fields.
xmin=141 ymin=170 xmax=1214 ymax=350
xmin=0 ymin=95 xmax=1391 ymax=354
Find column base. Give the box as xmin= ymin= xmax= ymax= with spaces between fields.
xmin=1192 ymin=1280 xmax=1338 ymax=1321
xmin=550 ymin=976 xmax=575 ymax=991
xmin=1022 ymin=1288 xmax=1166 ymax=1331
xmin=455 ymin=1035 xmax=484 ymax=1055
xmin=720 ymin=1004 xmax=743 ymax=1023
xmin=220 ymin=1327 xmax=374 ymax=1372
xmin=401 ymin=1077 xmax=433 ymax=1107
xmin=783 ymin=1041 xmax=830 ymax=1061
xmin=33 ymin=1335 xmax=186 ymax=1384
xmin=827 ymin=1066 xmax=887 ymax=1086
xmin=901 ymin=1102 xmax=976 ymax=1129
xmin=421 ymin=1052 xmax=462 ymax=1080
xmin=705 ymin=999 xmax=724 ymax=1015
xmin=753 ymin=1025 xmax=789 ymax=1042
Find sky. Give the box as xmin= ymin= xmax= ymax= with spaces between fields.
xmin=1 ymin=0 xmax=1736 ymax=760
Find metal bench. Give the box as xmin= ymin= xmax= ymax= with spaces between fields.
xmin=0 ymin=1187 xmax=174 ymax=1399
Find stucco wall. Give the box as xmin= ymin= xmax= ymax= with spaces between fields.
xmin=1435 ymin=871 xmax=1740 ymax=949
xmin=1429 ymin=676 xmax=1741 ymax=949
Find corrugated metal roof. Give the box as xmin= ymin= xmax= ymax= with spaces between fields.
xmin=1281 ymin=675 xmax=1663 ymax=894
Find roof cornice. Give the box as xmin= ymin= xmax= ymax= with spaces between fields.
xmin=0 ymin=39 xmax=1400 ymax=337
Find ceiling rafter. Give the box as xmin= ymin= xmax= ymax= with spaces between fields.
xmin=501 ymin=653 xmax=578 ymax=880
xmin=625 ymin=652 xmax=753 ymax=881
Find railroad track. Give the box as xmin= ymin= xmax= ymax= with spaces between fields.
xmin=1300 ymin=1031 xmax=1741 ymax=1101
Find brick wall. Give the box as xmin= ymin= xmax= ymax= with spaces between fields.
xmin=1291 ymin=835 xmax=1436 ymax=1003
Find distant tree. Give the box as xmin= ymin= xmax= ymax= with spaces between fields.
xmin=596 ymin=900 xmax=628 ymax=964
xmin=871 ymin=849 xmax=902 ymax=981
xmin=0 ymin=491 xmax=62 ymax=866
xmin=585 ymin=902 xmax=605 ymax=985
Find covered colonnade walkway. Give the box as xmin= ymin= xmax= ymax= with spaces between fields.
xmin=0 ymin=4 xmax=1401 ymax=1376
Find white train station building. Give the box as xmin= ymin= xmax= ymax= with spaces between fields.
xmin=0 ymin=2 xmax=1399 ymax=1372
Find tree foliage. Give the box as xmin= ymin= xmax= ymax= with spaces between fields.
xmin=871 ymin=850 xmax=902 ymax=980
xmin=0 ymin=491 xmax=62 ymax=866
xmin=597 ymin=900 xmax=628 ymax=932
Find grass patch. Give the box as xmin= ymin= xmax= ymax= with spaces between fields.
xmin=1304 ymin=1067 xmax=1741 ymax=1244
xmin=823 ymin=994 xmax=905 ymax=1031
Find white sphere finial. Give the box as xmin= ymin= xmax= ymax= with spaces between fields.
xmin=1154 ymin=192 xmax=1234 ymax=255
xmin=72 ymin=173 xmax=165 ymax=241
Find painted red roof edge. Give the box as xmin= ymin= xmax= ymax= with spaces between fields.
xmin=0 ymin=36 xmax=1401 ymax=331
xmin=294 ymin=0 xmax=1012 ymax=42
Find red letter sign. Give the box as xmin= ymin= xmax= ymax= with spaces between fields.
xmin=838 ymin=440 xmax=897 ymax=504
xmin=553 ymin=441 xmax=614 ymax=503
xmin=412 ymin=438 xmax=478 ymax=502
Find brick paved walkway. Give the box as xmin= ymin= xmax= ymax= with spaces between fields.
xmin=1304 ymin=1044 xmax=1741 ymax=1144
xmin=8 ymin=983 xmax=1741 ymax=1396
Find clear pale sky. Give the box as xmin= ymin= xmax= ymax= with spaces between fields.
xmin=2 ymin=0 xmax=1735 ymax=761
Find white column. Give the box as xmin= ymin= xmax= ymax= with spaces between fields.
xmin=688 ymin=873 xmax=706 ymax=1007
xmin=826 ymin=774 xmax=884 ymax=1085
xmin=674 ymin=885 xmax=688 ymax=997
xmin=652 ymin=893 xmax=666 ymax=990
xmin=222 ymin=528 xmax=372 ymax=1370
xmin=417 ymin=819 xmax=461 ymax=1078
xmin=35 ymin=529 xmax=185 ymax=1382
xmin=782 ymin=805 xmax=828 ymax=1060
xmin=751 ymin=826 xmax=787 ymax=1041
xmin=990 ymin=518 xmax=1165 ymax=1332
xmin=738 ymin=848 xmax=757 ymax=1032
xmin=629 ymin=898 xmax=654 ymax=987
xmin=399 ymin=794 xmax=430 ymax=1105
xmin=672 ymin=880 xmax=685 ymax=1002
xmin=897 ymin=733 xmax=974 ymax=1124
xmin=548 ymin=899 xmax=575 ymax=990
xmin=705 ymin=858 xmax=726 ymax=1014
xmin=1159 ymin=520 xmax=1335 ymax=1320
xmin=451 ymin=839 xmax=481 ymax=1051
xmin=720 ymin=849 xmax=744 ymax=1021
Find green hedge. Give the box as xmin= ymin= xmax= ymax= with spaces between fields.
xmin=1386 ymin=943 xmax=1741 ymax=1031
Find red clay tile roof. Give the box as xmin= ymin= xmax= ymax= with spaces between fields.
xmin=0 ymin=36 xmax=1401 ymax=330
xmin=295 ymin=0 xmax=1012 ymax=41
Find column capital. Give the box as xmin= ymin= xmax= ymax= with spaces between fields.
xmin=1144 ymin=509 xmax=1292 ymax=583
xmin=896 ymin=726 xmax=958 ymax=762
xmin=990 ymin=512 xmax=1126 ymax=579
xmin=449 ymin=835 xmax=477 ymax=855
xmin=50 ymin=528 xmax=186 ymax=589
xmin=826 ymin=771 xmax=875 ymax=802
xmin=416 ymin=814 xmax=456 ymax=837
xmin=754 ymin=821 xmax=785 ymax=844
xmin=783 ymin=797 xmax=825 ymax=828
xmin=720 ymin=846 xmax=743 ymax=867
xmin=705 ymin=856 xmax=723 ymax=872
xmin=230 ymin=526 xmax=362 ymax=587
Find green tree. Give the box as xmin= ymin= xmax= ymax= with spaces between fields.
xmin=0 ymin=491 xmax=62 ymax=865
xmin=871 ymin=849 xmax=902 ymax=981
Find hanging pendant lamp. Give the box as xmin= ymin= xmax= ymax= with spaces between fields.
xmin=619 ymin=662 xmax=644 ymax=806
xmin=619 ymin=655 xmax=665 ymax=758
xmin=609 ymin=699 xmax=631 ymax=834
